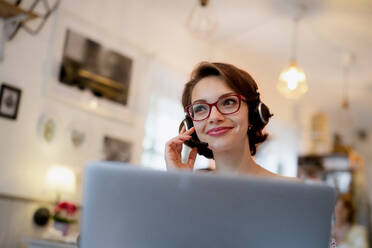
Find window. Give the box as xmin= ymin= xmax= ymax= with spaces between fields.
xmin=140 ymin=60 xmax=211 ymax=171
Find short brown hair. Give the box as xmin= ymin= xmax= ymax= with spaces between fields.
xmin=181 ymin=62 xmax=269 ymax=158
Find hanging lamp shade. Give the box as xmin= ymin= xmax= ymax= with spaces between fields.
xmin=186 ymin=0 xmax=217 ymax=39
xmin=277 ymin=61 xmax=308 ymax=99
xmin=278 ymin=5 xmax=308 ymax=100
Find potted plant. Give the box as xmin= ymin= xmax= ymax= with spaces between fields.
xmin=53 ymin=201 xmax=78 ymax=236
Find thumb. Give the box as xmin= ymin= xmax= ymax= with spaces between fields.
xmin=187 ymin=148 xmax=198 ymax=168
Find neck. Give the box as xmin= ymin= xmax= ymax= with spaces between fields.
xmin=214 ymin=138 xmax=260 ymax=175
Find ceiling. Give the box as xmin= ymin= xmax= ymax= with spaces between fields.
xmin=150 ymin=0 xmax=372 ymax=129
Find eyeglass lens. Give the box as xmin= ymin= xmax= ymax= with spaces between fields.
xmin=189 ymin=95 xmax=240 ymax=121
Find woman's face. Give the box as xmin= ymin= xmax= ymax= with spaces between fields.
xmin=190 ymin=76 xmax=249 ymax=153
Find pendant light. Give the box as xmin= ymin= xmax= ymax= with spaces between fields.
xmin=338 ymin=53 xmax=355 ymax=130
xmin=341 ymin=53 xmax=355 ymax=110
xmin=277 ymin=11 xmax=308 ymax=99
xmin=335 ymin=53 xmax=355 ymax=144
xmin=186 ymin=0 xmax=217 ymax=39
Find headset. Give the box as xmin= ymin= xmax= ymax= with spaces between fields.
xmin=180 ymin=93 xmax=272 ymax=159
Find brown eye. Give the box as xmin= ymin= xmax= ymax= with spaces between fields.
xmin=221 ymin=97 xmax=237 ymax=106
xmin=193 ymin=104 xmax=208 ymax=113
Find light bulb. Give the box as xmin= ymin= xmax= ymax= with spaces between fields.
xmin=288 ymin=80 xmax=298 ymax=90
xmin=277 ymin=62 xmax=308 ymax=99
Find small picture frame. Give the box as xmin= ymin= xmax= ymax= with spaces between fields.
xmin=0 ymin=83 xmax=22 ymax=120
xmin=103 ymin=135 xmax=133 ymax=163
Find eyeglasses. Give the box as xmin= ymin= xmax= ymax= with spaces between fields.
xmin=185 ymin=94 xmax=246 ymax=121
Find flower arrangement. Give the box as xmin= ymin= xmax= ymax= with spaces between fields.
xmin=53 ymin=201 xmax=78 ymax=224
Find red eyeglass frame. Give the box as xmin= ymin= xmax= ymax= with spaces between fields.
xmin=185 ymin=94 xmax=246 ymax=122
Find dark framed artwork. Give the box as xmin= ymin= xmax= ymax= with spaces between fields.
xmin=103 ymin=135 xmax=132 ymax=163
xmin=45 ymin=11 xmax=144 ymax=124
xmin=0 ymin=83 xmax=22 ymax=120
xmin=59 ymin=29 xmax=133 ymax=106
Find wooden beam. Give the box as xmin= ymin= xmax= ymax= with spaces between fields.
xmin=0 ymin=0 xmax=38 ymax=21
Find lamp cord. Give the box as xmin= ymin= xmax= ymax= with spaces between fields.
xmin=291 ymin=17 xmax=300 ymax=63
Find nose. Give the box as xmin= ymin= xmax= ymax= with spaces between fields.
xmin=208 ymin=105 xmax=224 ymax=123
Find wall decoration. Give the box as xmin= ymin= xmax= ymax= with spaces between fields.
xmin=103 ymin=136 xmax=132 ymax=163
xmin=69 ymin=128 xmax=85 ymax=148
xmin=59 ymin=29 xmax=133 ymax=106
xmin=44 ymin=11 xmax=145 ymax=123
xmin=37 ymin=115 xmax=57 ymax=143
xmin=65 ymin=122 xmax=86 ymax=148
xmin=0 ymin=83 xmax=22 ymax=120
xmin=43 ymin=119 xmax=56 ymax=142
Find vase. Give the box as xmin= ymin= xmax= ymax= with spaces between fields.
xmin=53 ymin=221 xmax=70 ymax=236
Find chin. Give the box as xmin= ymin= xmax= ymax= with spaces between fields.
xmin=203 ymin=130 xmax=248 ymax=153
xmin=203 ymin=136 xmax=236 ymax=153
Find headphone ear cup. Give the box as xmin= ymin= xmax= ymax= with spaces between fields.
xmin=180 ymin=116 xmax=214 ymax=159
xmin=249 ymin=101 xmax=272 ymax=128
xmin=258 ymin=102 xmax=272 ymax=126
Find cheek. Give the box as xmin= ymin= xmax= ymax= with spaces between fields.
xmin=240 ymin=116 xmax=249 ymax=132
xmin=193 ymin=122 xmax=204 ymax=138
xmin=236 ymin=111 xmax=249 ymax=132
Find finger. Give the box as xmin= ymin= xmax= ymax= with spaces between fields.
xmin=179 ymin=134 xmax=192 ymax=139
xmin=169 ymin=137 xmax=194 ymax=151
xmin=167 ymin=141 xmax=182 ymax=151
xmin=167 ymin=135 xmax=191 ymax=146
xmin=180 ymin=125 xmax=186 ymax=134
xmin=172 ymin=135 xmax=192 ymax=143
xmin=168 ymin=139 xmax=190 ymax=149
xmin=185 ymin=127 xmax=195 ymax=135
xmin=187 ymin=148 xmax=198 ymax=168
xmin=165 ymin=143 xmax=182 ymax=163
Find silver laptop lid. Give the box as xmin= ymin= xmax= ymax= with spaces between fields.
xmin=81 ymin=161 xmax=336 ymax=248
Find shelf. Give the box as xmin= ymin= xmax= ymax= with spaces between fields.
xmin=0 ymin=0 xmax=38 ymax=21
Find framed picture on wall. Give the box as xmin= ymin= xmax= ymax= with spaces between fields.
xmin=44 ymin=11 xmax=146 ymax=124
xmin=59 ymin=29 xmax=133 ymax=106
xmin=103 ymin=135 xmax=133 ymax=163
xmin=0 ymin=83 xmax=22 ymax=120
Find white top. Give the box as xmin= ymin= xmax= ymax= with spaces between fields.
xmin=338 ymin=225 xmax=369 ymax=248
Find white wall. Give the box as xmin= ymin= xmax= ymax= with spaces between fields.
xmin=0 ymin=0 xmax=213 ymax=204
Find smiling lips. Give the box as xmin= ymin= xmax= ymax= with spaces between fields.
xmin=207 ymin=127 xmax=233 ymax=136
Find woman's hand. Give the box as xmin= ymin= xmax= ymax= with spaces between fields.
xmin=165 ymin=126 xmax=198 ymax=171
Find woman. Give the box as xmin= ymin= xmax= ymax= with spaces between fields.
xmin=165 ymin=62 xmax=288 ymax=179
xmin=332 ymin=194 xmax=369 ymax=248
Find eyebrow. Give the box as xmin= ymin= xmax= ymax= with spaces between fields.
xmin=192 ymin=92 xmax=236 ymax=104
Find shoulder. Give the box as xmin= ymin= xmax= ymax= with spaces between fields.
xmin=344 ymin=225 xmax=368 ymax=246
xmin=257 ymin=166 xmax=300 ymax=182
xmin=349 ymin=225 xmax=367 ymax=235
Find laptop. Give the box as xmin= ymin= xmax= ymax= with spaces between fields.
xmin=81 ymin=161 xmax=336 ymax=248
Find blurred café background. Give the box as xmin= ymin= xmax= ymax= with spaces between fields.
xmin=0 ymin=0 xmax=371 ymax=247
